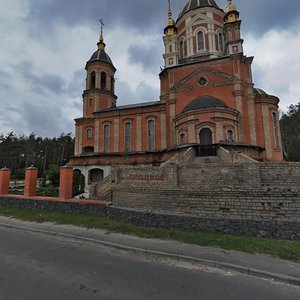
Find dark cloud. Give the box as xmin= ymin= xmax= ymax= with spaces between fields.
xmin=18 ymin=61 xmax=66 ymax=95
xmin=238 ymin=0 xmax=300 ymax=36
xmin=128 ymin=41 xmax=164 ymax=73
xmin=116 ymin=80 xmax=159 ymax=105
xmin=26 ymin=0 xmax=300 ymax=38
xmin=27 ymin=0 xmax=169 ymax=36
xmin=66 ymin=69 xmax=86 ymax=97
xmin=2 ymin=0 xmax=299 ymax=137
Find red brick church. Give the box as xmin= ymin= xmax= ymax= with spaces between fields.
xmin=70 ymin=0 xmax=283 ymax=187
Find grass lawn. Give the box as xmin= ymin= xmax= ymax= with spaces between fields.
xmin=0 ymin=205 xmax=299 ymax=262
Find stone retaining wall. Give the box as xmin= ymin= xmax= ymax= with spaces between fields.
xmin=0 ymin=196 xmax=299 ymax=240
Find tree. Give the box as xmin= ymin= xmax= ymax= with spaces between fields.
xmin=280 ymin=103 xmax=300 ymax=161
xmin=0 ymin=132 xmax=75 ymax=176
xmin=44 ymin=165 xmax=60 ymax=187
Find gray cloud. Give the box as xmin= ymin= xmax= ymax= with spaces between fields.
xmin=128 ymin=41 xmax=163 ymax=74
xmin=1 ymin=0 xmax=300 ymax=137
xmin=0 ymin=70 xmax=10 ymax=90
xmin=26 ymin=0 xmax=300 ymax=38
xmin=27 ymin=0 xmax=169 ymax=36
xmin=18 ymin=61 xmax=66 ymax=95
xmin=66 ymin=69 xmax=86 ymax=97
xmin=16 ymin=101 xmax=73 ymax=137
xmin=116 ymin=80 xmax=159 ymax=105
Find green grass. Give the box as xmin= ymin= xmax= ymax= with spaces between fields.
xmin=0 ymin=205 xmax=299 ymax=262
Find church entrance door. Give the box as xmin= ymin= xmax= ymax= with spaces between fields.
xmin=199 ymin=128 xmax=212 ymax=145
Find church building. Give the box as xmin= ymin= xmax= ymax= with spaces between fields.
xmin=70 ymin=0 xmax=283 ymax=187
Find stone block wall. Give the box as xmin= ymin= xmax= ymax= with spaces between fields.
xmin=1 ymin=195 xmax=299 ymax=240
xmin=110 ymin=151 xmax=300 ymax=239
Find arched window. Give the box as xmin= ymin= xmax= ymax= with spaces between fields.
xmin=103 ymin=124 xmax=110 ymax=153
xmin=180 ymin=133 xmax=186 ymax=145
xmin=90 ymin=72 xmax=96 ymax=89
xmin=89 ymin=99 xmax=93 ymax=107
xmin=169 ymin=45 xmax=172 ymax=53
xmin=179 ymin=40 xmax=185 ymax=59
xmin=125 ymin=122 xmax=131 ymax=152
xmin=86 ymin=128 xmax=93 ymax=139
xmin=147 ymin=119 xmax=155 ymax=151
xmin=227 ymin=130 xmax=234 ymax=142
xmin=101 ymin=72 xmax=107 ymax=90
xmin=89 ymin=168 xmax=104 ymax=183
xmin=272 ymin=112 xmax=280 ymax=148
xmin=218 ymin=32 xmax=224 ymax=52
xmin=197 ymin=31 xmax=205 ymax=51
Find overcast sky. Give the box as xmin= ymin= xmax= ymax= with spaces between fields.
xmin=1 ymin=0 xmax=300 ymax=137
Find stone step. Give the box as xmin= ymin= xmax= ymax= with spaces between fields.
xmin=192 ymin=156 xmax=221 ymax=164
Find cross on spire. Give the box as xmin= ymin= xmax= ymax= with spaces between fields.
xmin=99 ymin=18 xmax=105 ymax=35
xmin=168 ymin=0 xmax=172 ymax=18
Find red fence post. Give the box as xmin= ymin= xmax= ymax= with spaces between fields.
xmin=0 ymin=167 xmax=11 ymax=195
xmin=59 ymin=166 xmax=73 ymax=200
xmin=24 ymin=166 xmax=38 ymax=197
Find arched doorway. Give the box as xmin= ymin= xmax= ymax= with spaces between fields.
xmin=197 ymin=128 xmax=216 ymax=157
xmin=73 ymin=169 xmax=85 ymax=197
xmin=199 ymin=128 xmax=212 ymax=145
xmin=89 ymin=168 xmax=104 ymax=184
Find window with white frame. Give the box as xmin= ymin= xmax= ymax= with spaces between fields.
xmin=179 ymin=132 xmax=186 ymax=145
xmin=226 ymin=130 xmax=234 ymax=142
xmin=125 ymin=122 xmax=131 ymax=152
xmin=86 ymin=128 xmax=93 ymax=139
xmin=147 ymin=119 xmax=155 ymax=151
xmin=197 ymin=31 xmax=205 ymax=51
xmin=103 ymin=124 xmax=110 ymax=153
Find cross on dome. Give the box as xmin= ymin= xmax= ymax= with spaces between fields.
xmin=99 ymin=18 xmax=105 ymax=35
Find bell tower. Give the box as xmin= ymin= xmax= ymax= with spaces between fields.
xmin=83 ymin=19 xmax=117 ymax=117
xmin=224 ymin=0 xmax=243 ymax=55
xmin=163 ymin=0 xmax=178 ymax=68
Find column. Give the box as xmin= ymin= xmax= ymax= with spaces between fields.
xmin=24 ymin=167 xmax=38 ymax=197
xmin=0 ymin=167 xmax=11 ymax=195
xmin=59 ymin=166 xmax=73 ymax=200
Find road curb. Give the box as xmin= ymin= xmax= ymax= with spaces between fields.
xmin=0 ymin=222 xmax=299 ymax=287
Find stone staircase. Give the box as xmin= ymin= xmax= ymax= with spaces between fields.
xmin=192 ymin=156 xmax=222 ymax=164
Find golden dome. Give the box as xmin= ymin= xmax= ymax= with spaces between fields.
xmin=164 ymin=0 xmax=177 ymax=36
xmin=224 ymin=0 xmax=239 ymax=23
xmin=226 ymin=0 xmax=237 ymax=13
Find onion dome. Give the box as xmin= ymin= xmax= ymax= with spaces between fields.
xmin=178 ymin=0 xmax=221 ymax=19
xmin=226 ymin=0 xmax=237 ymax=12
xmin=87 ymin=31 xmax=116 ymax=70
xmin=224 ymin=0 xmax=239 ymax=23
xmin=164 ymin=1 xmax=177 ymax=36
xmin=182 ymin=96 xmax=228 ymax=113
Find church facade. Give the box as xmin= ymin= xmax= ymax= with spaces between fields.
xmin=70 ymin=0 xmax=283 ymax=187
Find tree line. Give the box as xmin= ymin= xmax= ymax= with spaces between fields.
xmin=0 ymin=132 xmax=75 ymax=178
xmin=280 ymin=102 xmax=300 ymax=161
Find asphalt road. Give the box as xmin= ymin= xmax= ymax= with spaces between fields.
xmin=0 ymin=226 xmax=299 ymax=300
